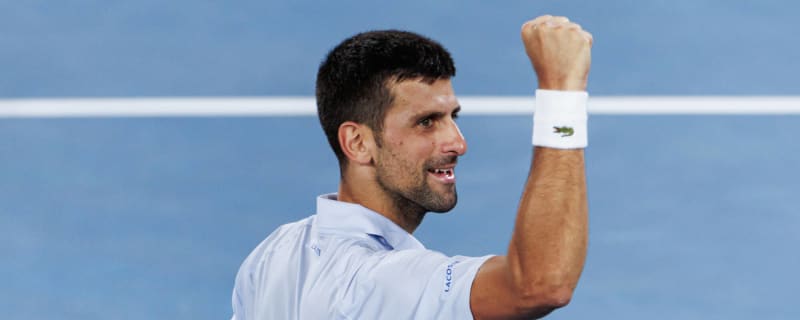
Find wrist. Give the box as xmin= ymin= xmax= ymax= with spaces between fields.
xmin=532 ymin=89 xmax=589 ymax=149
xmin=537 ymin=75 xmax=588 ymax=91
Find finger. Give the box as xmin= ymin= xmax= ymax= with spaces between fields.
xmin=522 ymin=15 xmax=581 ymax=34
xmin=551 ymin=16 xmax=570 ymax=24
xmin=581 ymin=30 xmax=594 ymax=46
xmin=568 ymin=23 xmax=583 ymax=31
xmin=541 ymin=16 xmax=573 ymax=29
xmin=532 ymin=14 xmax=554 ymax=25
xmin=522 ymin=15 xmax=552 ymax=32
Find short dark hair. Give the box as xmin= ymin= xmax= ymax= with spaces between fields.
xmin=316 ymin=30 xmax=456 ymax=170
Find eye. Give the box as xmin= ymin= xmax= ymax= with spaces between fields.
xmin=419 ymin=117 xmax=433 ymax=128
xmin=451 ymin=106 xmax=462 ymax=121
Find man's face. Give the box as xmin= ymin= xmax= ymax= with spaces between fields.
xmin=373 ymin=78 xmax=467 ymax=213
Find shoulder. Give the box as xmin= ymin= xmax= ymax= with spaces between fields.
xmin=231 ymin=216 xmax=317 ymax=319
xmin=235 ymin=216 xmax=314 ymax=281
xmin=255 ymin=216 xmax=314 ymax=252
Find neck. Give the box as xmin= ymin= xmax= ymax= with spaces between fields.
xmin=338 ymin=177 xmax=426 ymax=234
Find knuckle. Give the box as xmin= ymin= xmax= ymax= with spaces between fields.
xmin=583 ymin=31 xmax=594 ymax=43
xmin=521 ymin=23 xmax=539 ymax=37
xmin=521 ymin=21 xmax=532 ymax=33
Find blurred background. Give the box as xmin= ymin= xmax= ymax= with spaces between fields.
xmin=4 ymin=0 xmax=800 ymax=97
xmin=2 ymin=1 xmax=799 ymax=319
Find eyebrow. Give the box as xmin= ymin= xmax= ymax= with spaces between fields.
xmin=414 ymin=105 xmax=461 ymax=119
xmin=413 ymin=105 xmax=461 ymax=121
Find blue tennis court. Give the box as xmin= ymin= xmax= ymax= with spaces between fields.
xmin=3 ymin=0 xmax=800 ymax=318
xmin=2 ymin=114 xmax=798 ymax=319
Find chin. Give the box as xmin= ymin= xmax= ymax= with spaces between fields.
xmin=426 ymin=193 xmax=458 ymax=213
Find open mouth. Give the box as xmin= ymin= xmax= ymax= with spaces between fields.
xmin=427 ymin=167 xmax=456 ymax=183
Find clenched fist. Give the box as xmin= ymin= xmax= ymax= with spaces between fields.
xmin=521 ymin=15 xmax=593 ymax=91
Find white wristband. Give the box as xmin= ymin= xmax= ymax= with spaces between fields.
xmin=533 ymin=89 xmax=589 ymax=149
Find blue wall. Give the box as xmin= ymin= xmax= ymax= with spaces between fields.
xmin=3 ymin=0 xmax=799 ymax=97
xmin=2 ymin=2 xmax=799 ymax=319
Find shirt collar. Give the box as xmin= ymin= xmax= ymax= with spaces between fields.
xmin=315 ymin=193 xmax=425 ymax=251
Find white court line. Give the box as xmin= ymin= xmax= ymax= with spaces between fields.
xmin=1 ymin=96 xmax=800 ymax=117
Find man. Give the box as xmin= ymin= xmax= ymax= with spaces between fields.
xmin=232 ymin=14 xmax=591 ymax=319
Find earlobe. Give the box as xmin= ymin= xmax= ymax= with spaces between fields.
xmin=338 ymin=121 xmax=374 ymax=166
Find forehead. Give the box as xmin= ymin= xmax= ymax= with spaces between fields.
xmin=387 ymin=78 xmax=458 ymax=115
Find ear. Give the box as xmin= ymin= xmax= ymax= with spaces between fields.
xmin=338 ymin=121 xmax=376 ymax=166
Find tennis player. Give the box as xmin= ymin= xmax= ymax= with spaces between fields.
xmin=232 ymin=14 xmax=591 ymax=319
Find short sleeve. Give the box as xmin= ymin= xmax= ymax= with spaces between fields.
xmin=337 ymin=249 xmax=493 ymax=319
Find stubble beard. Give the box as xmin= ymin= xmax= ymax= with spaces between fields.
xmin=375 ymin=154 xmax=459 ymax=217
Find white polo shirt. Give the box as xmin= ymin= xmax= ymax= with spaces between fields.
xmin=231 ymin=193 xmax=493 ymax=320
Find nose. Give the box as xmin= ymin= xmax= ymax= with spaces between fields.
xmin=441 ymin=119 xmax=467 ymax=156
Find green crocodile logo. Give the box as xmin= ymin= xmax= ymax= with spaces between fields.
xmin=553 ymin=126 xmax=574 ymax=137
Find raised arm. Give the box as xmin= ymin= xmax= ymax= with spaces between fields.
xmin=470 ymin=15 xmax=592 ymax=319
